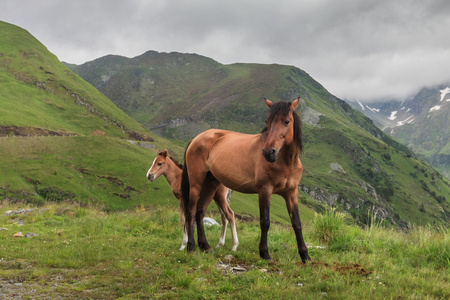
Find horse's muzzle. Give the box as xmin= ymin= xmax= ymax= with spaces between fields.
xmin=147 ymin=174 xmax=155 ymax=182
xmin=262 ymin=148 xmax=278 ymax=163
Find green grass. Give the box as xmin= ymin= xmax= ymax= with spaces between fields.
xmin=0 ymin=135 xmax=182 ymax=210
xmin=1 ymin=201 xmax=448 ymax=299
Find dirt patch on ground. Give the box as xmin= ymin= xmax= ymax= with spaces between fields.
xmin=0 ymin=125 xmax=77 ymax=137
xmin=299 ymin=260 xmax=372 ymax=277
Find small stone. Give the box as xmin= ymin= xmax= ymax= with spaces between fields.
xmin=224 ymin=255 xmax=233 ymax=262
xmin=25 ymin=232 xmax=39 ymax=238
xmin=203 ymin=217 xmax=220 ymax=227
xmin=0 ymin=227 xmax=9 ymax=231
xmin=232 ymin=266 xmax=247 ymax=272
xmin=13 ymin=232 xmax=24 ymax=237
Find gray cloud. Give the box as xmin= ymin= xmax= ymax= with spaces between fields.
xmin=1 ymin=0 xmax=450 ymax=101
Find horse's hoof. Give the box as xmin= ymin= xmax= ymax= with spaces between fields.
xmin=301 ymin=254 xmax=312 ymax=263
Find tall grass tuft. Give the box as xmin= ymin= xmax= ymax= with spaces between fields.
xmin=312 ymin=207 xmax=347 ymax=245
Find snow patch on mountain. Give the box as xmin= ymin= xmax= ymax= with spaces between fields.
xmin=429 ymin=105 xmax=441 ymax=112
xmin=396 ymin=116 xmax=414 ymax=126
xmin=440 ymin=87 xmax=450 ymax=101
xmin=357 ymin=100 xmax=365 ymax=111
xmin=366 ymin=106 xmax=380 ymax=113
xmin=388 ymin=111 xmax=398 ymax=121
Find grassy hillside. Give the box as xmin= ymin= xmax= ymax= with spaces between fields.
xmin=0 ymin=21 xmax=172 ymax=210
xmin=0 ymin=21 xmax=152 ymax=139
xmin=1 ymin=201 xmax=448 ymax=299
xmin=69 ymin=52 xmax=450 ymax=227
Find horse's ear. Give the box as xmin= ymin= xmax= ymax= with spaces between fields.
xmin=162 ymin=149 xmax=169 ymax=157
xmin=265 ymin=98 xmax=273 ymax=108
xmin=291 ymin=98 xmax=299 ymax=110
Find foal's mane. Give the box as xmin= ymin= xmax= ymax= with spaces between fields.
xmin=261 ymin=100 xmax=303 ymax=153
xmin=170 ymin=157 xmax=183 ymax=170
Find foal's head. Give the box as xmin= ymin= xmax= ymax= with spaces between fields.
xmin=262 ymin=98 xmax=302 ymax=162
xmin=146 ymin=149 xmax=170 ymax=182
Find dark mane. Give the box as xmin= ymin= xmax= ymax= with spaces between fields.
xmin=261 ymin=100 xmax=303 ymax=153
xmin=170 ymin=157 xmax=183 ymax=170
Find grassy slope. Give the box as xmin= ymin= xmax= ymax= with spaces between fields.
xmin=0 ymin=202 xmax=448 ymax=299
xmin=0 ymin=21 xmax=172 ymax=209
xmin=0 ymin=22 xmax=149 ymax=137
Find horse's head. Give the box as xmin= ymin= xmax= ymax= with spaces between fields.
xmin=146 ymin=149 xmax=169 ymax=181
xmin=262 ymin=98 xmax=300 ymax=162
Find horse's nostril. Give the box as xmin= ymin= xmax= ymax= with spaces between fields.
xmin=262 ymin=148 xmax=277 ymax=162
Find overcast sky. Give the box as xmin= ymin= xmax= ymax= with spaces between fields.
xmin=2 ymin=0 xmax=450 ymax=102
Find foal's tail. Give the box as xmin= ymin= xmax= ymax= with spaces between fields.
xmin=181 ymin=141 xmax=192 ymax=221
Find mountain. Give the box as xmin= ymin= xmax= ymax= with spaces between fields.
xmin=348 ymin=84 xmax=450 ymax=177
xmin=0 ymin=21 xmax=184 ymax=210
xmin=67 ymin=51 xmax=450 ymax=227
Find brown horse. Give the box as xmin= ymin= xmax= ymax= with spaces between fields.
xmin=146 ymin=149 xmax=239 ymax=251
xmin=181 ymin=98 xmax=311 ymax=263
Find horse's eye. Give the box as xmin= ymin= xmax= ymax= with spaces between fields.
xmin=157 ymin=163 xmax=163 ymax=166
xmin=284 ymin=120 xmax=290 ymax=126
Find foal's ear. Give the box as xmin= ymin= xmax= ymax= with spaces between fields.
xmin=290 ymin=98 xmax=299 ymax=110
xmin=162 ymin=149 xmax=169 ymax=157
xmin=265 ymin=98 xmax=273 ymax=108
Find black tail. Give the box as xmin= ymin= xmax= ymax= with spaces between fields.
xmin=181 ymin=142 xmax=191 ymax=223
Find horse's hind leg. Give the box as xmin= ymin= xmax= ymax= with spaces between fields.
xmin=195 ymin=178 xmax=218 ymax=252
xmin=214 ymin=186 xmax=239 ymax=251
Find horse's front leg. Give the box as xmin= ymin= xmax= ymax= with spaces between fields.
xmin=283 ymin=189 xmax=311 ymax=263
xmin=258 ymin=190 xmax=272 ymax=260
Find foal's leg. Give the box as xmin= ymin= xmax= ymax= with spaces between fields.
xmin=258 ymin=189 xmax=272 ymax=260
xmin=179 ymin=198 xmax=188 ymax=251
xmin=215 ymin=203 xmax=228 ymax=248
xmin=214 ymin=186 xmax=239 ymax=251
xmin=283 ymin=190 xmax=311 ymax=263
